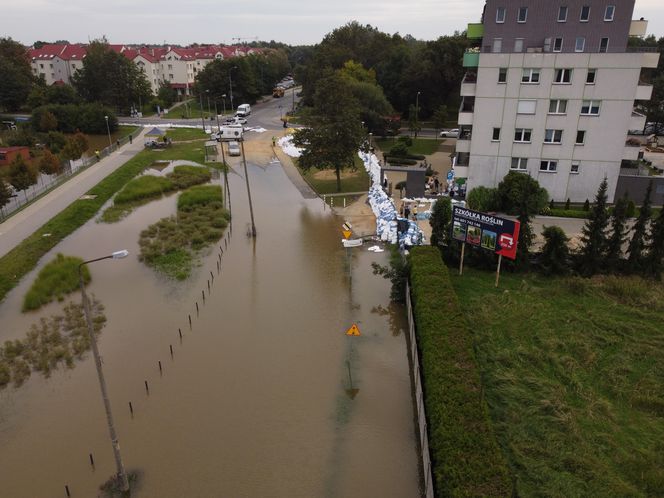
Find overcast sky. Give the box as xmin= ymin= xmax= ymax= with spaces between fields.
xmin=2 ymin=0 xmax=663 ymax=46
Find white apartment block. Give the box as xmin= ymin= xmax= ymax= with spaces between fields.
xmin=457 ymin=0 xmax=659 ymax=202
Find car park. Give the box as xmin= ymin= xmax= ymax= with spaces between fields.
xmin=440 ymin=128 xmax=460 ymax=138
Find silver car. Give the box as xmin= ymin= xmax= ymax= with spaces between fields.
xmin=439 ymin=128 xmax=460 ymax=138
xmin=227 ymin=141 xmax=241 ymax=156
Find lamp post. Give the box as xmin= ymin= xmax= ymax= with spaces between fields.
xmin=78 ymin=250 xmax=130 ymax=494
xmin=199 ymin=90 xmax=206 ymax=133
xmin=415 ymin=91 xmax=421 ymax=138
xmin=229 ymin=66 xmax=238 ymax=111
xmin=221 ymin=94 xmax=227 ymax=116
xmin=279 ymin=105 xmax=283 ymax=121
xmin=104 ymin=115 xmax=112 ymax=150
xmin=206 ymin=89 xmax=212 ymax=119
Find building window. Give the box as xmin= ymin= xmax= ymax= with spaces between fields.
xmin=496 ymin=7 xmax=506 ymax=23
xmin=558 ymin=6 xmax=568 ymax=22
xmin=575 ymin=37 xmax=586 ymax=52
xmin=168 ymin=64 xmax=173 ymax=70
xmin=39 ymin=63 xmax=44 ymax=69
xmin=576 ymin=130 xmax=586 ymax=144
xmin=511 ymin=157 xmax=528 ymax=170
xmin=554 ymin=68 xmax=572 ymax=83
xmin=553 ymin=38 xmax=563 ymax=52
xmin=544 ymin=129 xmax=563 ymax=144
xmin=522 ymin=68 xmax=540 ymax=83
xmin=517 ymin=100 xmax=537 ymax=114
xmin=586 ymin=68 xmax=597 ymax=84
xmin=498 ymin=68 xmax=508 ymax=83
xmin=493 ymin=38 xmax=503 ymax=53
xmin=581 ymin=100 xmax=601 ymax=115
xmin=492 ymin=128 xmax=501 ymax=141
xmin=514 ymin=38 xmax=524 ymax=52
xmin=540 ymin=160 xmax=558 ymax=172
xmin=571 ymin=162 xmax=580 ymax=173
xmin=169 ymin=74 xmax=174 ymax=80
xmin=605 ymin=5 xmax=615 ymax=21
xmin=599 ymin=38 xmax=609 ymax=53
xmin=549 ymin=99 xmax=568 ymax=114
xmin=580 ymin=5 xmax=590 ymax=22
xmin=514 ymin=128 xmax=532 ymax=142
xmin=518 ymin=7 xmax=528 ymax=22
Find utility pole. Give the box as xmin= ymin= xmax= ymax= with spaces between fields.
xmin=240 ymin=139 xmax=256 ymax=237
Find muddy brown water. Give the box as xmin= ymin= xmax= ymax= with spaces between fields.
xmin=0 ymin=157 xmax=421 ymax=497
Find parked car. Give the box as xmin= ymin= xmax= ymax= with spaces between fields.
xmin=227 ymin=141 xmax=241 ymax=156
xmin=440 ymin=128 xmax=460 ymax=138
xmin=234 ymin=116 xmax=248 ymax=125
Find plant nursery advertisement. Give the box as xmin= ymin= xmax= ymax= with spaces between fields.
xmin=451 ymin=206 xmax=521 ymax=260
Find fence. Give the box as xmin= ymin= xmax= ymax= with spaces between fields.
xmin=0 ymin=134 xmax=132 ymax=222
xmin=405 ymin=280 xmax=435 ymax=498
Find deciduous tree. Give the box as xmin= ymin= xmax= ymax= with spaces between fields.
xmin=38 ymin=149 xmax=62 ymax=175
xmin=0 ymin=37 xmax=34 ymax=111
xmin=8 ymin=155 xmax=37 ymax=201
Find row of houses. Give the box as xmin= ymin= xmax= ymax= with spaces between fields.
xmin=28 ymin=43 xmax=260 ymax=95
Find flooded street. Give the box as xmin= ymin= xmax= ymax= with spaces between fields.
xmin=0 ymin=155 xmax=420 ymax=497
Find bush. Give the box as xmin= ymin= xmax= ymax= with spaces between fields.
xmin=466 ymin=186 xmax=500 ymax=212
xmin=389 ymin=142 xmax=409 ymax=157
xmin=114 ymin=175 xmax=174 ymax=205
xmin=626 ymin=200 xmax=636 ymax=218
xmin=497 ymin=171 xmax=548 ymax=215
xmin=409 ymin=247 xmax=512 ymax=496
xmin=385 ymin=157 xmax=418 ymax=166
xmin=549 ymin=208 xmax=590 ymax=219
xmin=31 ymin=103 xmax=117 ymax=134
xmin=397 ymin=135 xmax=413 ymax=146
xmin=539 ymin=226 xmax=570 ymax=275
xmin=23 ymin=254 xmax=89 ymax=311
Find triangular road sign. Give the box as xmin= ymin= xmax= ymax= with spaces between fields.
xmin=345 ymin=324 xmax=361 ymax=336
xmin=342 ymin=230 xmax=352 ymax=239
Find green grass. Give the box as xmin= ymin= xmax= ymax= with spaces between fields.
xmin=169 ymin=99 xmax=214 ymax=120
xmin=0 ymin=141 xmax=210 ymax=304
xmin=409 ymin=247 xmax=512 ymax=497
xmin=114 ymin=176 xmax=174 ymax=205
xmin=166 ymin=128 xmax=209 ymax=141
xmin=375 ymin=137 xmax=441 ymax=156
xmin=22 ymin=254 xmax=89 ymax=311
xmin=139 ymin=185 xmax=230 ymax=280
xmin=297 ymin=155 xmax=370 ymax=195
xmin=451 ymin=268 xmax=664 ymax=496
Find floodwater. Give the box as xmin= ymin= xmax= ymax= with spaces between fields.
xmin=0 ymin=153 xmax=421 ymax=497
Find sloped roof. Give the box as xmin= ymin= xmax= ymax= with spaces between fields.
xmin=145 ymin=127 xmax=166 ymax=136
xmin=29 ymin=44 xmax=67 ymax=60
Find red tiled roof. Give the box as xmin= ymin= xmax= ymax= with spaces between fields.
xmin=29 ymin=44 xmax=67 ymax=60
xmin=59 ymin=44 xmax=86 ymax=61
xmin=0 ymin=146 xmax=30 ymax=153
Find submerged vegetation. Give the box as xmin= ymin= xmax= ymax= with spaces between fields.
xmin=100 ymin=165 xmax=211 ymax=222
xmin=22 ymin=253 xmax=89 ymax=311
xmin=139 ymin=185 xmax=229 ymax=280
xmin=0 ymin=299 xmax=106 ymax=389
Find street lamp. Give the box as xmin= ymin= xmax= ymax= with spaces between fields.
xmin=229 ymin=66 xmax=238 ymax=112
xmin=221 ymin=94 xmax=227 ymax=116
xmin=199 ymin=90 xmax=206 ymax=133
xmin=205 ymin=89 xmax=212 ymax=119
xmin=104 ymin=115 xmax=112 ymax=150
xmin=415 ymin=91 xmax=421 ymax=137
xmin=78 ymin=250 xmax=130 ymax=494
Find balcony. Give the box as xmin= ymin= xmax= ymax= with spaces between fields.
xmin=623 ymin=143 xmax=641 ymax=161
xmin=459 ymin=97 xmax=475 ymax=113
xmin=455 ymin=152 xmax=470 ymax=167
xmin=629 ymin=109 xmax=647 ymax=132
xmin=463 ymin=50 xmax=480 ymax=68
xmin=629 ymin=19 xmax=648 ymax=37
xmin=458 ymin=126 xmax=473 ymax=141
xmin=467 ymin=23 xmax=484 ymax=39
xmin=636 ymin=83 xmax=653 ymax=100
xmin=461 ymin=72 xmax=477 ymax=96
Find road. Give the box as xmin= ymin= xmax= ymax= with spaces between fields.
xmin=0 ymin=129 xmax=146 ymax=258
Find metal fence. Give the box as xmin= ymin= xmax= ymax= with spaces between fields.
xmin=405 ymin=280 xmax=435 ymax=498
xmin=0 ymin=134 xmax=131 ymax=222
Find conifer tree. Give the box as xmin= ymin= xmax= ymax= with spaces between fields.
xmin=605 ymin=193 xmax=629 ymax=272
xmin=644 ymin=207 xmax=664 ymax=279
xmin=626 ymin=181 xmax=653 ymax=273
xmin=578 ymin=178 xmax=609 ymax=276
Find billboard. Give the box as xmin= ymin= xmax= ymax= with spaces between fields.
xmin=451 ymin=207 xmax=520 ymax=260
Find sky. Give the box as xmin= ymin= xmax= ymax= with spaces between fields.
xmin=2 ymin=0 xmax=663 ymax=47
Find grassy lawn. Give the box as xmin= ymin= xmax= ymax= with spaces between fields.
xmin=451 ymin=267 xmax=664 ymax=496
xmin=375 ymin=137 xmax=441 ymax=156
xmin=166 ymin=128 xmax=209 ymax=141
xmin=0 ymin=141 xmax=210 ymax=304
xmin=167 ymin=99 xmax=215 ymax=120
xmin=83 ymin=126 xmax=140 ymax=156
xmin=297 ymin=155 xmax=370 ymax=195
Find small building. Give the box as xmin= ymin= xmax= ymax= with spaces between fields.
xmin=0 ymin=146 xmax=30 ymax=167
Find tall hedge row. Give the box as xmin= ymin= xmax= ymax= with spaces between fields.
xmin=409 ymin=246 xmax=512 ymax=497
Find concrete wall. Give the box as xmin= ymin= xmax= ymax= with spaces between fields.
xmin=615 ymin=175 xmax=664 ymax=206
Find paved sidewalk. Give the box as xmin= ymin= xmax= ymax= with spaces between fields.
xmin=0 ymin=128 xmax=147 ymax=258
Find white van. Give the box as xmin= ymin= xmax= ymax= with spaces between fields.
xmin=235 ymin=104 xmax=251 ymax=117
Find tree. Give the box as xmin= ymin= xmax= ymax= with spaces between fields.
xmin=605 ymin=193 xmax=629 ymax=271
xmin=626 ymin=181 xmax=653 ymax=273
xmin=38 ymin=149 xmax=62 ymax=175
xmin=0 ymin=37 xmax=34 ymax=111
xmin=39 ymin=111 xmax=58 ymax=132
xmin=292 ymin=72 xmax=366 ymax=192
xmin=466 ymin=186 xmax=499 ymax=212
xmin=432 ymin=104 xmax=448 ymax=138
xmin=407 ymin=104 xmax=421 ymax=138
xmin=72 ymin=39 xmax=151 ymax=113
xmin=577 ymin=178 xmax=609 ymax=276
xmin=539 ymin=226 xmax=570 ymax=276
xmin=644 ymin=207 xmax=664 ymax=279
xmin=8 ymin=155 xmax=38 ymax=201
xmin=497 ymin=172 xmax=549 ymax=269
xmin=157 ymin=81 xmax=178 ymax=108
xmin=429 ymin=197 xmax=452 ymax=247
xmin=60 ymin=134 xmax=87 ymax=162
xmin=0 ymin=179 xmax=12 ymax=216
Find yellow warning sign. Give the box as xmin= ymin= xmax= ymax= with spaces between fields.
xmin=346 ymin=324 xmax=361 ymax=336
xmin=342 ymin=230 xmax=352 ymax=239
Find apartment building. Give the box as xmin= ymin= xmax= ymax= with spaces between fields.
xmin=456 ymin=0 xmax=659 ymax=202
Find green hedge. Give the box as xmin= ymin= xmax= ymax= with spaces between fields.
xmin=548 ymin=208 xmax=590 ymax=219
xmin=409 ymin=247 xmax=512 ymax=497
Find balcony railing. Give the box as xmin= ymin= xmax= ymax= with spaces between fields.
xmin=459 ymin=126 xmax=473 ymax=140
xmin=462 ymin=72 xmax=477 ymax=84
xmin=459 ymin=97 xmax=475 ymax=113
xmin=626 ymin=46 xmax=659 ymax=53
